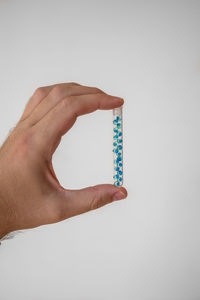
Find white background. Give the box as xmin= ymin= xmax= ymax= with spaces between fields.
xmin=0 ymin=1 xmax=200 ymax=299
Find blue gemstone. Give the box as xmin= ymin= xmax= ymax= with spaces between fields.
xmin=119 ymin=177 xmax=122 ymax=181
xmin=118 ymin=139 xmax=122 ymax=143
xmin=114 ymin=159 xmax=118 ymax=164
xmin=118 ymin=132 xmax=122 ymax=137
xmin=114 ymin=128 xmax=118 ymax=133
xmin=114 ymin=181 xmax=120 ymax=186
xmin=117 ymin=152 xmax=122 ymax=156
xmin=113 ymin=142 xmax=117 ymax=147
xmin=117 ymin=123 xmax=121 ymax=128
xmin=116 ymin=116 xmax=120 ymax=121
xmin=114 ymin=174 xmax=119 ymax=179
xmin=114 ymin=148 xmax=118 ymax=153
xmin=118 ymin=170 xmax=123 ymax=175
xmin=115 ymin=167 xmax=120 ymax=171
xmin=113 ymin=120 xmax=118 ymax=125
xmin=118 ymin=145 xmax=122 ymax=150
xmin=114 ymin=135 xmax=118 ymax=140
xmin=117 ymin=156 xmax=122 ymax=161
xmin=119 ymin=162 xmax=122 ymax=167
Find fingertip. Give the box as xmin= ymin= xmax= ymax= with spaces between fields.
xmin=112 ymin=186 xmax=128 ymax=201
xmin=119 ymin=97 xmax=124 ymax=105
xmin=114 ymin=97 xmax=124 ymax=107
xmin=119 ymin=186 xmax=128 ymax=197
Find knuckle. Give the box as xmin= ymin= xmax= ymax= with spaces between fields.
xmin=34 ymin=87 xmax=46 ymax=99
xmin=51 ymin=85 xmax=64 ymax=98
xmin=93 ymin=87 xmax=104 ymax=94
xmin=89 ymin=187 xmax=102 ymax=210
xmin=90 ymin=197 xmax=101 ymax=210
xmin=47 ymin=193 xmax=66 ymax=223
xmin=68 ymin=82 xmax=80 ymax=86
xmin=62 ymin=96 xmax=74 ymax=109
xmin=13 ymin=129 xmax=34 ymax=158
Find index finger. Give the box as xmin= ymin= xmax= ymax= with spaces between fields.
xmin=34 ymin=93 xmax=124 ymax=153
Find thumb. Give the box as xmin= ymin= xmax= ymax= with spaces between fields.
xmin=55 ymin=184 xmax=128 ymax=221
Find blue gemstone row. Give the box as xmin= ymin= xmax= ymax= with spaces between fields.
xmin=113 ymin=115 xmax=123 ymax=186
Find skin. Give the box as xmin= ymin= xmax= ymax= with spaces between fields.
xmin=0 ymin=82 xmax=127 ymax=239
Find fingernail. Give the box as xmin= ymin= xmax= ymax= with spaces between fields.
xmin=116 ymin=97 xmax=124 ymax=104
xmin=113 ymin=190 xmax=127 ymax=201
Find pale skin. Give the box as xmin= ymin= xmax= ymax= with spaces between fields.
xmin=0 ymin=83 xmax=127 ymax=239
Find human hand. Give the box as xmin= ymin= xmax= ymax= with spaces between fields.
xmin=0 ymin=83 xmax=127 ymax=238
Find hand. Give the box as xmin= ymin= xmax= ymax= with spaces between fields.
xmin=0 ymin=83 xmax=127 ymax=238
